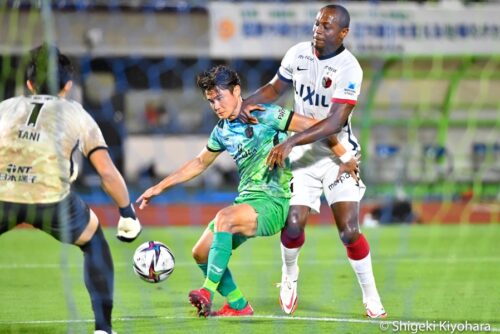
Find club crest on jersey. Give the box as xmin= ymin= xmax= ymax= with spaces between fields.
xmin=245 ymin=126 xmax=254 ymax=138
xmin=322 ymin=76 xmax=332 ymax=89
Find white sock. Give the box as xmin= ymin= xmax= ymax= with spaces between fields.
xmin=348 ymin=252 xmax=381 ymax=303
xmin=281 ymin=243 xmax=300 ymax=279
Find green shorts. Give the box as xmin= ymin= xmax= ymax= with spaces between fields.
xmin=208 ymin=193 xmax=289 ymax=249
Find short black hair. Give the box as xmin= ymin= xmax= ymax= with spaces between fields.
xmin=322 ymin=4 xmax=350 ymax=29
xmin=26 ymin=43 xmax=74 ymax=95
xmin=196 ymin=65 xmax=241 ymax=93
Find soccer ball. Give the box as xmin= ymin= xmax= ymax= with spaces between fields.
xmin=133 ymin=241 xmax=175 ymax=283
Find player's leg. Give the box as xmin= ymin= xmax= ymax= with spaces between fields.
xmin=279 ymin=169 xmax=322 ymax=314
xmin=331 ymin=202 xmax=385 ymax=318
xmin=278 ymin=205 xmax=309 ymax=314
xmin=191 ymin=227 xmax=248 ymax=314
xmin=189 ymin=203 xmax=257 ymax=317
xmin=324 ymin=169 xmax=386 ymax=319
xmin=15 ymin=193 xmax=115 ymax=333
xmin=76 ymin=209 xmax=115 ymax=333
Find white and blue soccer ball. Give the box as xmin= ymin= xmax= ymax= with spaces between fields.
xmin=133 ymin=241 xmax=175 ymax=283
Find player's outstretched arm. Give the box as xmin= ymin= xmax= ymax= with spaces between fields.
xmin=268 ymin=111 xmax=359 ymax=181
xmin=240 ymin=75 xmax=291 ymax=124
xmin=89 ymin=149 xmax=142 ymax=242
xmin=267 ymin=103 xmax=354 ymax=167
xmin=137 ymin=148 xmax=220 ymax=210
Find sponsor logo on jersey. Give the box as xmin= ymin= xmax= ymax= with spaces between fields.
xmin=235 ymin=144 xmax=257 ymax=160
xmin=324 ymin=65 xmax=336 ymax=73
xmin=296 ymin=66 xmax=308 ymax=71
xmin=295 ymin=83 xmax=329 ymax=107
xmin=322 ymin=76 xmax=332 ymax=88
xmin=277 ymin=108 xmax=286 ymax=120
xmin=0 ymin=163 xmax=37 ymax=183
xmin=298 ymin=54 xmax=314 ymax=61
xmin=327 ymin=172 xmax=351 ymax=190
xmin=344 ymin=81 xmax=358 ymax=96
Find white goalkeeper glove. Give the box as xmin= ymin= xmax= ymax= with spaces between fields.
xmin=116 ymin=204 xmax=142 ymax=242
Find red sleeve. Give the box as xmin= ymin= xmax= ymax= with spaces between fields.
xmin=331 ymin=98 xmax=357 ymax=105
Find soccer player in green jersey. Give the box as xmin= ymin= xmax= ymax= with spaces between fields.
xmin=137 ymin=65 xmax=355 ymax=317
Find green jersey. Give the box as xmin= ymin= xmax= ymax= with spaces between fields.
xmin=207 ymin=104 xmax=293 ymax=198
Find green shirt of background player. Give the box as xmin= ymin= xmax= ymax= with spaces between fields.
xmin=137 ymin=65 xmax=351 ymax=317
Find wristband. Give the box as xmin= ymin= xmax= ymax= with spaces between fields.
xmin=339 ymin=151 xmax=354 ymax=164
xmin=119 ymin=203 xmax=136 ymax=219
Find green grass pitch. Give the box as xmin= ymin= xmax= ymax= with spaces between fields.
xmin=0 ymin=224 xmax=499 ymax=333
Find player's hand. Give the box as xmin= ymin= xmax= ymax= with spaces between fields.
xmin=337 ymin=155 xmax=360 ymax=184
xmin=137 ymin=185 xmax=162 ymax=210
xmin=239 ymin=101 xmax=264 ymax=124
xmin=267 ymin=140 xmax=293 ymax=169
xmin=117 ymin=216 xmax=142 ymax=242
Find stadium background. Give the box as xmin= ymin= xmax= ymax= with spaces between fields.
xmin=0 ymin=1 xmax=499 ymax=333
xmin=1 ymin=0 xmax=498 ymax=225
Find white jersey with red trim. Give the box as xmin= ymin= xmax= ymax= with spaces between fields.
xmin=0 ymin=95 xmax=107 ymax=204
xmin=278 ymin=41 xmax=363 ymax=165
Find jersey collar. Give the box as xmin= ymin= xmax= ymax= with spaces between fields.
xmin=313 ymin=44 xmax=346 ymax=60
xmin=28 ymin=95 xmax=58 ymax=102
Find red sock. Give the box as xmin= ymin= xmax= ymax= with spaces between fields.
xmin=345 ymin=234 xmax=370 ymax=260
xmin=280 ymin=229 xmax=305 ymax=249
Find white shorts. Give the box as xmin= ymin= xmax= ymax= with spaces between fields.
xmin=289 ymin=158 xmax=366 ymax=214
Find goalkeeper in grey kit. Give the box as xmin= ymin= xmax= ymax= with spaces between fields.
xmin=0 ymin=44 xmax=141 ymax=334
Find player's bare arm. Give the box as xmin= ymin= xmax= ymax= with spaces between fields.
xmin=90 ymin=148 xmax=142 ymax=241
xmin=267 ymin=102 xmax=355 ymax=168
xmin=137 ymin=148 xmax=220 ymax=209
xmin=240 ymin=75 xmax=292 ymax=124
xmin=90 ymin=149 xmax=131 ymax=208
xmin=268 ymin=109 xmax=359 ymax=181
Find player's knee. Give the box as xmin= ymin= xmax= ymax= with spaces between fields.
xmin=191 ymin=245 xmax=208 ymax=263
xmin=214 ymin=209 xmax=234 ymax=233
xmin=282 ymin=222 xmax=303 ymax=240
xmin=339 ymin=226 xmax=360 ymax=245
xmin=79 ymin=224 xmax=107 ymax=252
xmin=283 ymin=211 xmax=306 ymax=239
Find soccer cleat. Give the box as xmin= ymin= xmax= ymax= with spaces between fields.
xmin=277 ymin=269 xmax=299 ymax=315
xmin=211 ymin=302 xmax=254 ymax=317
xmin=188 ymin=288 xmax=212 ymax=317
xmin=364 ymin=299 xmax=387 ymax=319
xmin=94 ymin=331 xmax=117 ymax=334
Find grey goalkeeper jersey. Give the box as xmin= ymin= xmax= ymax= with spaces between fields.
xmin=0 ymin=95 xmax=107 ymax=203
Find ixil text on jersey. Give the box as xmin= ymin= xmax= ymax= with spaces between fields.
xmin=294 ymin=83 xmax=330 ymax=107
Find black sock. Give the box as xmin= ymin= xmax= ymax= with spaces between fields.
xmin=79 ymin=226 xmax=114 ymax=333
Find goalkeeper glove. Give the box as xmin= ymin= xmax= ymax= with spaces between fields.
xmin=116 ymin=203 xmax=142 ymax=242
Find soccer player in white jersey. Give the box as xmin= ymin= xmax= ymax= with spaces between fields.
xmin=0 ymin=44 xmax=141 ymax=334
xmin=242 ymin=5 xmax=386 ymax=318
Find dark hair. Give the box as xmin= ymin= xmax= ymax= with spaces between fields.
xmin=322 ymin=4 xmax=350 ymax=29
xmin=196 ymin=65 xmax=241 ymax=93
xmin=26 ymin=43 xmax=74 ymax=95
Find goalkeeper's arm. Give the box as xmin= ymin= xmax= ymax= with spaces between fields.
xmin=89 ymin=148 xmax=141 ymax=242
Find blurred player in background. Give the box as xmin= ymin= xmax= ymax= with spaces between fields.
xmin=242 ymin=4 xmax=386 ymax=318
xmin=0 ymin=44 xmax=141 ymax=334
xmin=137 ymin=65 xmax=355 ymax=317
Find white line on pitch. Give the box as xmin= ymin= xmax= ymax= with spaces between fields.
xmin=1 ymin=256 xmax=500 ymax=269
xmin=1 ymin=315 xmax=499 ymax=332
